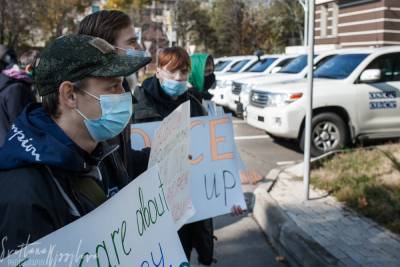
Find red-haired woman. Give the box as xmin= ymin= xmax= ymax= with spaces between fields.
xmin=133 ymin=47 xmax=205 ymax=122
xmin=133 ymin=47 xmax=243 ymax=264
xmin=133 ymin=47 xmax=213 ymax=264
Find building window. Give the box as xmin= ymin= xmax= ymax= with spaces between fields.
xmin=320 ymin=5 xmax=328 ymax=38
xmin=331 ymin=3 xmax=338 ymax=37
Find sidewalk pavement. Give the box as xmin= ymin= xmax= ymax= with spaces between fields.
xmin=253 ymin=163 xmax=400 ymax=267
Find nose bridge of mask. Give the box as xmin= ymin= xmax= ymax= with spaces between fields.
xmin=115 ymin=46 xmax=145 ymax=57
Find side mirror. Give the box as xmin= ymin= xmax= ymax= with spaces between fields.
xmin=271 ymin=66 xmax=282 ymax=73
xmin=360 ymin=69 xmax=381 ymax=83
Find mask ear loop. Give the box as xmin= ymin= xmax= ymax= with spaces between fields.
xmin=72 ymin=84 xmax=99 ymax=120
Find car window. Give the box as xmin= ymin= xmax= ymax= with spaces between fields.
xmin=314 ymin=54 xmax=369 ymax=79
xmin=364 ymin=53 xmax=400 ymax=82
xmin=314 ymin=55 xmax=335 ymax=69
xmin=228 ymin=59 xmax=251 ymax=72
xmin=215 ymin=60 xmax=231 ymax=71
xmin=278 ymin=55 xmax=309 ymax=74
xmin=393 ymin=56 xmax=400 ymax=81
xmin=275 ymin=57 xmax=295 ymax=68
xmin=244 ymin=58 xmax=277 ymax=72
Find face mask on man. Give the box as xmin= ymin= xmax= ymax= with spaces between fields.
xmin=116 ymin=46 xmax=146 ymax=58
xmin=75 ymin=90 xmax=133 ymax=142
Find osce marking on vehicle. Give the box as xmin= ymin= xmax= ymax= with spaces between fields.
xmin=369 ymin=101 xmax=397 ymax=110
xmin=369 ymin=91 xmax=396 ymax=100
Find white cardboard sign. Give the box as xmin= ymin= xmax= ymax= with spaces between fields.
xmin=1 ymin=167 xmax=188 ymax=267
xmin=148 ymin=101 xmax=194 ymax=229
xmin=131 ymin=114 xmax=246 ymax=223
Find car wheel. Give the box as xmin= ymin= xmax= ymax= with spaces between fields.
xmin=300 ymin=112 xmax=349 ymax=156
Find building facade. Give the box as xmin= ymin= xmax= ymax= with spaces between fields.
xmin=315 ymin=0 xmax=400 ymax=48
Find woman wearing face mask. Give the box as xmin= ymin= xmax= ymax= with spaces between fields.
xmin=132 ymin=47 xmax=214 ymax=264
xmin=133 ymin=47 xmax=206 ymax=123
xmin=188 ymin=54 xmax=216 ymax=101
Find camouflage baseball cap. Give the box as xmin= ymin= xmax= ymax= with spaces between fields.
xmin=33 ymin=34 xmax=151 ymax=96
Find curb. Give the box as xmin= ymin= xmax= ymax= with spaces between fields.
xmin=253 ymin=182 xmax=344 ymax=267
xmin=253 ymin=169 xmax=344 ymax=267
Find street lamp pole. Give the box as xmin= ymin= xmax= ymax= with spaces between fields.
xmin=303 ymin=0 xmax=315 ymax=201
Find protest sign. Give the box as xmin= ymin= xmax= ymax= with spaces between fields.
xmin=0 ymin=167 xmax=188 ymax=267
xmin=131 ymin=114 xmax=246 ymax=224
xmin=147 ymin=101 xmax=193 ymax=230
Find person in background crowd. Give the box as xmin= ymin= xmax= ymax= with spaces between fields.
xmin=133 ymin=47 xmax=242 ymax=265
xmin=0 ymin=45 xmax=17 ymax=71
xmin=189 ymin=54 xmax=216 ymax=101
xmin=0 ymin=49 xmax=39 ymax=146
xmin=0 ymin=35 xmax=150 ymax=256
xmin=78 ymin=10 xmax=151 ymax=179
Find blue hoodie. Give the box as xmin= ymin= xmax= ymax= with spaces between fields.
xmin=0 ymin=103 xmax=88 ymax=171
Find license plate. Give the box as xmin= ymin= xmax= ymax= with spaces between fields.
xmin=232 ymin=95 xmax=239 ymax=101
xmin=258 ymin=116 xmax=264 ymax=122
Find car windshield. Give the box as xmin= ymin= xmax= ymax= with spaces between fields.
xmin=314 ymin=54 xmax=369 ymax=79
xmin=214 ymin=60 xmax=231 ymax=71
xmin=228 ymin=59 xmax=251 ymax=72
xmin=245 ymin=57 xmax=278 ymax=72
xmin=278 ymin=55 xmax=309 ymax=74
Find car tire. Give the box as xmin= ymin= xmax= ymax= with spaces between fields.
xmin=299 ymin=112 xmax=349 ymax=156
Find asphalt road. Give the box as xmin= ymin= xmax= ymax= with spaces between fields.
xmin=191 ymin=116 xmax=304 ymax=267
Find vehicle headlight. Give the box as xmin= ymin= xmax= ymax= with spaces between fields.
xmin=266 ymin=92 xmax=303 ymax=107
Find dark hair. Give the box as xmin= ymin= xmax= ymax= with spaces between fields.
xmin=42 ymin=79 xmax=87 ymax=118
xmin=158 ymin=47 xmax=191 ymax=73
xmin=19 ymin=50 xmax=40 ymax=68
xmin=77 ymin=10 xmax=132 ymax=45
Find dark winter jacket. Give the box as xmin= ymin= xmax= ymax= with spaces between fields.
xmin=0 ymin=72 xmax=36 ymax=146
xmin=0 ymin=104 xmax=131 ymax=257
xmin=133 ymin=76 xmax=215 ymax=265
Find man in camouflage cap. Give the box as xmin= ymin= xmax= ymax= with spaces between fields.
xmin=0 ymin=35 xmax=151 ymax=255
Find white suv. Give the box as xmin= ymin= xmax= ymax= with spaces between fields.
xmin=246 ymin=46 xmax=400 ymax=156
xmin=214 ymin=55 xmax=255 ymax=75
xmin=212 ymin=55 xmax=296 ymax=108
xmin=231 ymin=51 xmax=341 ymax=116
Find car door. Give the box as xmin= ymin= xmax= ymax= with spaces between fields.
xmin=356 ymin=52 xmax=400 ymax=134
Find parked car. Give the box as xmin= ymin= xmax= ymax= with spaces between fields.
xmin=211 ymin=54 xmax=297 ymax=108
xmin=231 ymin=50 xmax=343 ymax=116
xmin=246 ymin=46 xmax=400 ymax=156
xmin=214 ymin=55 xmax=255 ymax=75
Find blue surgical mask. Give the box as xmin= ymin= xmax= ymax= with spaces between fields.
xmin=161 ymin=79 xmax=188 ymax=97
xmin=126 ymin=48 xmax=146 ymax=57
xmin=75 ymin=91 xmax=133 ymax=142
xmin=116 ymin=46 xmax=146 ymax=58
